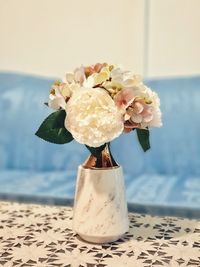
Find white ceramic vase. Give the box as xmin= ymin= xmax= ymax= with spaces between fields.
xmin=73 ymin=165 xmax=129 ymax=243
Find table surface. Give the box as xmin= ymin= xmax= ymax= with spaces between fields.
xmin=0 ymin=201 xmax=199 ymax=267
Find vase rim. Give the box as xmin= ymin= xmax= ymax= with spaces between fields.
xmin=79 ymin=165 xmax=121 ymax=171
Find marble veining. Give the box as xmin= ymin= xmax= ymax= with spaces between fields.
xmin=73 ymin=166 xmax=129 ymax=243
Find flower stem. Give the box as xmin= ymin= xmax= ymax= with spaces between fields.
xmin=83 ymin=143 xmax=118 ymax=168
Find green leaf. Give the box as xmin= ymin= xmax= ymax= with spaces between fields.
xmin=35 ymin=110 xmax=73 ymax=144
xmin=136 ymin=129 xmax=150 ymax=152
xmin=86 ymin=143 xmax=107 ymax=158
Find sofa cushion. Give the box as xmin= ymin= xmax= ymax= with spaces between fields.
xmin=0 ymin=170 xmax=200 ymax=211
xmin=126 ymin=173 xmax=200 ymax=208
xmin=0 ymin=170 xmax=76 ymax=198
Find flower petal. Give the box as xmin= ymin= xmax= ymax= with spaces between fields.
xmin=131 ymin=114 xmax=143 ymax=123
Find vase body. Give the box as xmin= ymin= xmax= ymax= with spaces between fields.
xmin=73 ymin=165 xmax=129 ymax=243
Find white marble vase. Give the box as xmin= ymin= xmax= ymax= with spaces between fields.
xmin=73 ymin=165 xmax=129 ymax=243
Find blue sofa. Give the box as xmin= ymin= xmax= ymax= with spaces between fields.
xmin=0 ymin=72 xmax=200 ymax=217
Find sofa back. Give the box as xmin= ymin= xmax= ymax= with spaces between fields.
xmin=113 ymin=76 xmax=200 ymax=178
xmin=0 ymin=73 xmax=87 ymax=172
xmin=0 ymin=72 xmax=200 ymax=177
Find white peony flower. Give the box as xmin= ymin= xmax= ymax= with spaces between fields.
xmin=65 ymin=88 xmax=124 ymax=147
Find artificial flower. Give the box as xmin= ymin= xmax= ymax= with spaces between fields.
xmin=115 ymin=85 xmax=162 ymax=131
xmin=83 ymin=65 xmax=111 ymax=88
xmin=84 ymin=62 xmax=107 ymax=77
xmin=74 ymin=66 xmax=85 ymax=85
xmin=113 ymin=87 xmax=135 ymax=113
xmin=65 ymin=87 xmax=124 ymax=147
xmin=48 ymin=81 xmax=80 ymax=110
xmin=37 ymin=63 xmax=162 ymax=155
xmin=111 ymin=67 xmax=142 ymax=88
xmin=48 ymin=82 xmax=67 ymax=110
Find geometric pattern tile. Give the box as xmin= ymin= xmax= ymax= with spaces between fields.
xmin=0 ymin=201 xmax=199 ymax=267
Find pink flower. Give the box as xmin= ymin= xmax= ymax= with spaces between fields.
xmin=74 ymin=66 xmax=85 ymax=85
xmin=124 ymin=120 xmax=139 ymax=133
xmin=84 ymin=63 xmax=107 ymax=78
xmin=94 ymin=63 xmax=107 ymax=73
xmin=114 ymin=86 xmax=162 ymax=131
xmin=84 ymin=66 xmax=95 ymax=78
xmin=126 ymin=99 xmax=153 ymax=124
xmin=114 ymin=88 xmax=135 ymax=113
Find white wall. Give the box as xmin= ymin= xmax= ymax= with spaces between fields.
xmin=1 ymin=0 xmax=200 ymax=78
xmin=0 ymin=0 xmax=145 ymax=77
xmin=146 ymin=0 xmax=200 ymax=77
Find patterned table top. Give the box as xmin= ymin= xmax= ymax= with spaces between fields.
xmin=0 ymin=201 xmax=199 ymax=267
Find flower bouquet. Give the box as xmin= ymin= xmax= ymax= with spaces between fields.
xmin=36 ymin=63 xmax=162 ymax=243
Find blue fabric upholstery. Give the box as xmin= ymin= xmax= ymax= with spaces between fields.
xmin=0 ymin=170 xmax=199 ymax=210
xmin=0 ymin=73 xmax=87 ymax=171
xmin=0 ymin=72 xmax=200 ymax=216
xmin=113 ymin=76 xmax=200 ymax=178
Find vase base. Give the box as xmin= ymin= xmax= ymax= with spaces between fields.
xmin=77 ymin=232 xmax=126 ymax=244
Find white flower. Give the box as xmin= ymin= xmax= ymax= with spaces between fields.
xmin=64 ymin=72 xmax=75 ymax=84
xmin=111 ymin=66 xmax=142 ymax=88
xmin=83 ymin=65 xmax=111 ymax=88
xmin=48 ymin=82 xmax=80 ymax=110
xmin=48 ymin=85 xmax=66 ymax=110
xmin=65 ymin=88 xmax=124 ymax=147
